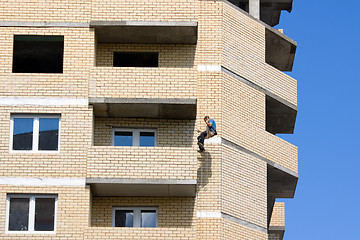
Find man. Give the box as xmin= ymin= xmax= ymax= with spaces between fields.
xmin=197 ymin=116 xmax=217 ymax=152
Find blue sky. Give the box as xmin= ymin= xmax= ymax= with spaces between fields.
xmin=276 ymin=0 xmax=360 ymax=239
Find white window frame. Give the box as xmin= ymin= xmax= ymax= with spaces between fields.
xmin=112 ymin=128 xmax=157 ymax=147
xmin=10 ymin=114 xmax=61 ymax=153
xmin=5 ymin=194 xmax=58 ymax=234
xmin=112 ymin=207 xmax=158 ymax=227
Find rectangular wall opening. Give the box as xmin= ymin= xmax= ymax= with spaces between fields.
xmin=113 ymin=52 xmax=158 ymax=67
xmin=228 ymin=0 xmax=249 ymax=12
xmin=12 ymin=35 xmax=64 ymax=73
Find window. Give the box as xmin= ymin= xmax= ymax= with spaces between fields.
xmin=13 ymin=35 xmax=64 ymax=73
xmin=112 ymin=128 xmax=156 ymax=147
xmin=112 ymin=207 xmax=158 ymax=228
xmin=10 ymin=115 xmax=60 ymax=152
xmin=113 ymin=52 xmax=158 ymax=67
xmin=6 ymin=194 xmax=57 ymax=233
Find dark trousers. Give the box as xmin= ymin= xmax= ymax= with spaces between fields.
xmin=197 ymin=131 xmax=208 ymax=145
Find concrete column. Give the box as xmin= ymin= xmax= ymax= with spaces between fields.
xmin=249 ymin=0 xmax=260 ymax=19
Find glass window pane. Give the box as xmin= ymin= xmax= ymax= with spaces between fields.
xmin=140 ymin=132 xmax=155 ymax=147
xmin=9 ymin=198 xmax=29 ymax=231
xmin=115 ymin=210 xmax=133 ymax=227
xmin=35 ymin=198 xmax=55 ymax=231
xmin=38 ymin=118 xmax=59 ymax=150
xmin=141 ymin=210 xmax=156 ymax=227
xmin=114 ymin=131 xmax=133 ymax=146
xmin=13 ymin=118 xmax=33 ymax=150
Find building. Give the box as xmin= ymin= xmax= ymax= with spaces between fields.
xmin=0 ymin=0 xmax=298 ymax=239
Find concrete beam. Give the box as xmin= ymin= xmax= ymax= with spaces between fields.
xmin=249 ymin=0 xmax=260 ymax=19
xmin=90 ymin=21 xmax=198 ymax=44
xmin=86 ymin=178 xmax=197 ymax=197
xmin=260 ymin=0 xmax=293 ymax=27
xmin=89 ymin=98 xmax=197 ymax=120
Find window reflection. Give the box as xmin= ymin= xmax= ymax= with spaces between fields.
xmin=35 ymin=198 xmax=55 ymax=231
xmin=115 ymin=210 xmax=133 ymax=227
xmin=38 ymin=118 xmax=59 ymax=151
xmin=114 ymin=131 xmax=133 ymax=146
xmin=141 ymin=210 xmax=157 ymax=227
xmin=140 ymin=132 xmax=155 ymax=147
xmin=9 ymin=198 xmax=29 ymax=231
xmin=13 ymin=118 xmax=33 ymax=150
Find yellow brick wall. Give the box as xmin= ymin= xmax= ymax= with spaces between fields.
xmin=90 ymin=67 xmax=197 ymax=99
xmin=0 ymin=185 xmax=90 ymax=240
xmin=84 ymin=227 xmax=196 ymax=240
xmin=87 ymin=146 xmax=197 ymax=180
xmin=96 ymin=43 xmax=196 ymax=68
xmin=0 ymin=106 xmax=93 ymax=178
xmin=0 ymin=27 xmax=94 ymax=98
xmin=91 ymin=196 xmax=195 ymax=227
xmin=222 ymin=144 xmax=267 ymax=228
xmin=222 ymin=72 xmax=298 ymax=173
xmin=93 ymin=118 xmax=196 ymax=147
xmin=197 ymin=0 xmax=223 ymax=65
xmin=197 ymin=218 xmax=222 ymax=240
xmin=0 ymin=0 xmax=91 ymax=22
xmin=222 ymin=2 xmax=297 ymax=106
xmin=222 ymin=218 xmax=268 ymax=240
xmin=269 ymin=202 xmax=285 ymax=227
xmin=91 ymin=0 xmax=199 ymax=21
xmin=196 ymin=145 xmax=222 ymax=212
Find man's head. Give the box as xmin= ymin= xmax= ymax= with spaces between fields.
xmin=204 ymin=116 xmax=210 ymax=122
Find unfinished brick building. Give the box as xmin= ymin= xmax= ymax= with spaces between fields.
xmin=0 ymin=0 xmax=298 ymax=239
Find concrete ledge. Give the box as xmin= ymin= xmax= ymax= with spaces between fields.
xmin=86 ymin=178 xmax=196 ymax=185
xmin=268 ymin=226 xmax=285 ymax=240
xmin=89 ymin=98 xmax=197 ymax=119
xmin=90 ymin=21 xmax=198 ymax=44
xmin=90 ymin=21 xmax=197 ymax=27
xmin=86 ymin=178 xmax=197 ymax=197
xmin=0 ymin=21 xmax=89 ymax=28
xmin=265 ymin=27 xmax=297 ymax=71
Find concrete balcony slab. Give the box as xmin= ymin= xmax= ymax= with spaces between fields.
xmin=90 ymin=98 xmax=197 ymax=119
xmin=86 ymin=178 xmax=196 ymax=197
xmin=265 ymin=27 xmax=297 ymax=71
xmin=90 ymin=21 xmax=198 ymax=44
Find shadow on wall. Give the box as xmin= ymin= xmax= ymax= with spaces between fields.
xmin=197 ymin=151 xmax=212 ymax=188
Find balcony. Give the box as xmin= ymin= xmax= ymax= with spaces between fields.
xmin=89 ymin=67 xmax=197 ymax=119
xmin=268 ymin=202 xmax=285 ymax=240
xmin=84 ymin=227 xmax=196 ymax=240
xmin=265 ymin=27 xmax=297 ymax=71
xmin=86 ymin=146 xmax=197 ymax=197
xmin=91 ymin=21 xmax=198 ymax=44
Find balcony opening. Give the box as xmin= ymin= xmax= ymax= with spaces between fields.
xmin=12 ymin=35 xmax=64 ymax=73
xmin=266 ymin=95 xmax=297 ymax=134
xmin=265 ymin=28 xmax=296 ymax=71
xmin=113 ymin=52 xmax=158 ymax=67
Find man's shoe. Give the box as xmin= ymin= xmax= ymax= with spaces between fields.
xmin=197 ymin=142 xmax=204 ymax=149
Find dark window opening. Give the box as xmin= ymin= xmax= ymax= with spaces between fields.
xmin=228 ymin=0 xmax=249 ymax=12
xmin=13 ymin=35 xmax=64 ymax=73
xmin=115 ymin=210 xmax=134 ymax=227
xmin=113 ymin=52 xmax=158 ymax=67
xmin=34 ymin=198 xmax=55 ymax=231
